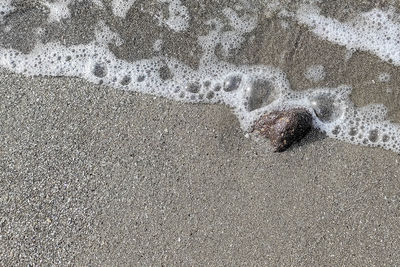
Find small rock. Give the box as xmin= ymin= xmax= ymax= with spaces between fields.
xmin=253 ymin=108 xmax=313 ymax=152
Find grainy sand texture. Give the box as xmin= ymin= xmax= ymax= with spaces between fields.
xmin=1 ymin=0 xmax=400 ymax=265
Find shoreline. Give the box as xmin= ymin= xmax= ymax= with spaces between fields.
xmin=2 ymin=0 xmax=400 ymax=265
xmin=1 ymin=70 xmax=400 ymax=265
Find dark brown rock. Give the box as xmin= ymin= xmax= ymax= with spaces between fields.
xmin=253 ymin=108 xmax=313 ymax=152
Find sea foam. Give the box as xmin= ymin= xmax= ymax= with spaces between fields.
xmin=0 ymin=0 xmax=399 ymax=153
xmin=0 ymin=0 xmax=14 ymax=22
xmin=297 ymin=4 xmax=400 ymax=66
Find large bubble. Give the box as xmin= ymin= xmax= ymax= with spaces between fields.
xmin=310 ymin=94 xmax=342 ymax=123
xmin=246 ymin=79 xmax=277 ymax=111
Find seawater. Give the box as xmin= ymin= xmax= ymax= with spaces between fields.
xmin=1 ymin=0 xmax=399 ymax=153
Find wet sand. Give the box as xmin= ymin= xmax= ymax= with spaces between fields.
xmin=1 ymin=70 xmax=400 ymax=265
xmin=1 ymin=0 xmax=400 ymax=265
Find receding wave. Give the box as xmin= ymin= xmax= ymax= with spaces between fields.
xmin=1 ymin=0 xmax=399 ymax=153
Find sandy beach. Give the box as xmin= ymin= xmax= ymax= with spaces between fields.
xmin=1 ymin=0 xmax=400 ymax=265
xmin=1 ymin=69 xmax=400 ymax=265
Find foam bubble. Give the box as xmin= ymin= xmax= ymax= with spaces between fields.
xmin=245 ymin=78 xmax=278 ymax=111
xmin=223 ymin=7 xmax=258 ymax=33
xmin=153 ymin=39 xmax=163 ymax=52
xmin=112 ymin=0 xmax=136 ymax=18
xmin=0 ymin=2 xmax=399 ymax=154
xmin=156 ymin=0 xmax=190 ymax=32
xmin=310 ymin=93 xmax=341 ymax=122
xmin=43 ymin=0 xmax=72 ymax=23
xmin=216 ymin=7 xmax=258 ymax=57
xmin=297 ymin=5 xmax=400 ymax=66
xmin=95 ymin=21 xmax=124 ymax=47
xmin=91 ymin=0 xmax=104 ymax=8
xmin=223 ymin=75 xmax=242 ymax=92
xmin=344 ymin=49 xmax=355 ymax=62
xmin=378 ymin=72 xmax=391 ymax=83
xmin=304 ymin=65 xmax=325 ymax=83
xmin=0 ymin=0 xmax=14 ymax=22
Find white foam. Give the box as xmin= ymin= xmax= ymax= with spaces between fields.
xmin=0 ymin=2 xmax=399 ymax=154
xmin=91 ymin=0 xmax=104 ymax=8
xmin=378 ymin=72 xmax=391 ymax=83
xmin=344 ymin=48 xmax=355 ymax=62
xmin=156 ymin=0 xmax=190 ymax=32
xmin=0 ymin=0 xmax=14 ymax=22
xmin=280 ymin=20 xmax=289 ymax=29
xmin=197 ymin=8 xmax=258 ymax=59
xmin=297 ymin=5 xmax=400 ymax=66
xmin=95 ymin=21 xmax=124 ymax=47
xmin=111 ymin=0 xmax=136 ymax=18
xmin=153 ymin=39 xmax=163 ymax=52
xmin=223 ymin=7 xmax=258 ymax=33
xmin=304 ymin=65 xmax=325 ymax=83
xmin=43 ymin=0 xmax=72 ymax=23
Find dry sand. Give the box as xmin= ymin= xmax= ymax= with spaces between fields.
xmin=1 ymin=0 xmax=400 ymax=265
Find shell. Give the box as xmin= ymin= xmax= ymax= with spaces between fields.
xmin=253 ymin=108 xmax=313 ymax=152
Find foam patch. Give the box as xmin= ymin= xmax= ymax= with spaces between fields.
xmin=304 ymin=65 xmax=325 ymax=83
xmin=154 ymin=0 xmax=190 ymax=32
xmin=297 ymin=5 xmax=400 ymax=66
xmin=112 ymin=0 xmax=136 ymax=18
xmin=378 ymin=72 xmax=391 ymax=83
xmin=0 ymin=1 xmax=399 ymax=154
xmin=0 ymin=0 xmax=14 ymax=22
xmin=43 ymin=0 xmax=72 ymax=23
